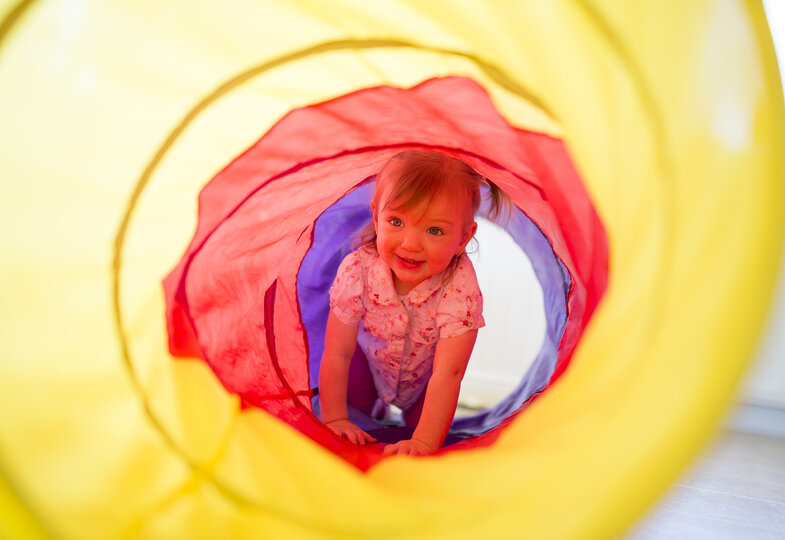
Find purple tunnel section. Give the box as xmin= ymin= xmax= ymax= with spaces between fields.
xmin=297 ymin=181 xmax=570 ymax=438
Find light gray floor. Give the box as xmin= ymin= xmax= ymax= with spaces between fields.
xmin=625 ymin=430 xmax=785 ymax=539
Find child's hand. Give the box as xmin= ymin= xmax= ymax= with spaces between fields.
xmin=382 ymin=438 xmax=436 ymax=456
xmin=324 ymin=419 xmax=377 ymax=446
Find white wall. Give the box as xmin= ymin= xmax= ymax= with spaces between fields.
xmin=460 ymin=219 xmax=545 ymax=410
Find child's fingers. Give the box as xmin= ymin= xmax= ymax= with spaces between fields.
xmin=326 ymin=420 xmax=377 ymax=446
xmin=382 ymin=439 xmax=432 ymax=455
xmin=347 ymin=428 xmax=372 ymax=445
xmin=355 ymin=429 xmax=376 ymax=445
xmin=344 ymin=430 xmax=360 ymax=445
xmin=326 ymin=420 xmax=376 ymax=445
xmin=382 ymin=442 xmax=407 ymax=455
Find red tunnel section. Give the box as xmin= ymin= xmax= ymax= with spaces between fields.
xmin=163 ymin=77 xmax=608 ymax=470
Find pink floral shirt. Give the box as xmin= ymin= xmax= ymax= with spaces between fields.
xmin=329 ymin=247 xmax=484 ymax=410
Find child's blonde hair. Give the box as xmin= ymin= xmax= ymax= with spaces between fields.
xmin=357 ymin=150 xmax=508 ymax=273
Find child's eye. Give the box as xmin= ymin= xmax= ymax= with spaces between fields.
xmin=427 ymin=226 xmax=444 ymax=236
xmin=388 ymin=217 xmax=403 ymax=227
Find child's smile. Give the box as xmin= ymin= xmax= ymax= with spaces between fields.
xmin=396 ymin=255 xmax=424 ymax=268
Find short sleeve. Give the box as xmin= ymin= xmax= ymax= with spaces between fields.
xmin=329 ymin=250 xmax=366 ymax=326
xmin=436 ymin=256 xmax=485 ymax=338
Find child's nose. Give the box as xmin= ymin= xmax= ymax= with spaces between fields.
xmin=400 ymin=231 xmax=422 ymax=251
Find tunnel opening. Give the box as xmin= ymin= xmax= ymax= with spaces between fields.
xmin=163 ymin=76 xmax=608 ymax=470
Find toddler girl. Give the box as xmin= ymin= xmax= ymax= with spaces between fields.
xmin=319 ymin=150 xmax=504 ymax=455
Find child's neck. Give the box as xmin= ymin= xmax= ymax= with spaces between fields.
xmin=393 ymin=275 xmax=415 ymax=296
xmin=393 ymin=274 xmax=433 ymax=296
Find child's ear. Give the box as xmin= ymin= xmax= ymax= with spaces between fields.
xmin=460 ymin=220 xmax=478 ymax=252
xmin=371 ymin=200 xmax=378 ymax=229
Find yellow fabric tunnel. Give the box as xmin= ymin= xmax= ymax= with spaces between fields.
xmin=1 ymin=1 xmax=783 ymax=539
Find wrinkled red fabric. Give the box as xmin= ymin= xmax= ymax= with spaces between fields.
xmin=163 ymin=76 xmax=607 ymax=470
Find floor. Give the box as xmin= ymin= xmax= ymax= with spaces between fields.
xmin=624 ymin=430 xmax=785 ymax=539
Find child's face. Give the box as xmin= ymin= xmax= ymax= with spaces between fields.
xmin=372 ymin=181 xmax=477 ymax=295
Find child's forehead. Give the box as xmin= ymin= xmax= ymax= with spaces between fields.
xmin=384 ymin=186 xmax=469 ymax=219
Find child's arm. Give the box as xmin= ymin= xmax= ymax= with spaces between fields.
xmin=383 ymin=330 xmax=478 ymax=455
xmin=319 ymin=311 xmax=377 ymax=445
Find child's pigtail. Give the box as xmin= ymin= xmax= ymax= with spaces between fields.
xmin=483 ymin=178 xmax=512 ymax=224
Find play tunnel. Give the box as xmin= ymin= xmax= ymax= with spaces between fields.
xmin=1 ymin=1 xmax=784 ymax=539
